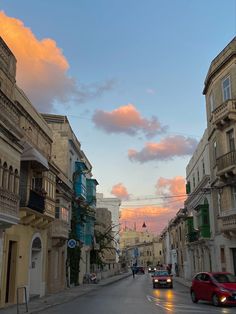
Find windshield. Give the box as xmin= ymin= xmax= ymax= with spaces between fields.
xmin=154 ymin=271 xmax=169 ymax=276
xmin=213 ymin=273 xmax=236 ymax=283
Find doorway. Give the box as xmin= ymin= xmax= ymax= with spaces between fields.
xmin=30 ymin=237 xmax=42 ymax=297
xmin=5 ymin=241 xmax=17 ymax=303
xmin=232 ymin=248 xmax=236 ymax=275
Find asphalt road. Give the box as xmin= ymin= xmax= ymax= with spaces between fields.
xmin=40 ymin=273 xmax=236 ymax=314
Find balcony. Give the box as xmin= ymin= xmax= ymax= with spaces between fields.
xmin=27 ymin=189 xmax=45 ymax=213
xmin=216 ymin=151 xmax=236 ymax=177
xmin=212 ymin=100 xmax=236 ymax=128
xmin=0 ymin=187 xmax=19 ymax=228
xmin=186 ymin=230 xmax=199 ymax=243
xmin=219 ymin=210 xmax=236 ymax=235
xmin=50 ymin=219 xmax=69 ymax=239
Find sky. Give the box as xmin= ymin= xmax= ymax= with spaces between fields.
xmin=1 ymin=0 xmax=235 ymax=234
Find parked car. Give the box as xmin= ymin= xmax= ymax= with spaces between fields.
xmin=152 ymin=270 xmax=173 ymax=288
xmin=190 ymin=272 xmax=236 ymax=306
xmin=135 ymin=266 xmax=145 ymax=274
xmin=148 ymin=266 xmax=157 ymax=273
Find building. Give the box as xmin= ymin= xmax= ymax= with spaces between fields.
xmin=203 ymin=36 xmax=236 ymax=275
xmin=42 ymin=114 xmax=98 ymax=285
xmin=184 ymin=130 xmax=213 ymax=279
xmin=96 ymin=194 xmax=121 ymax=262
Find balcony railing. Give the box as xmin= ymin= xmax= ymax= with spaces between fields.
xmin=186 ymin=230 xmax=199 ymax=243
xmin=26 ymin=189 xmax=45 ymax=213
xmin=219 ymin=212 xmax=236 ymax=233
xmin=50 ymin=219 xmax=69 ymax=239
xmin=212 ymin=99 xmax=236 ymax=127
xmin=0 ymin=187 xmax=19 ymax=219
xmin=216 ymin=151 xmax=236 ymax=172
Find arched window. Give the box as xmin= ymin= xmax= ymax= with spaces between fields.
xmin=8 ymin=166 xmax=13 ymax=192
xmin=14 ymin=169 xmax=19 ymax=194
xmin=2 ymin=162 xmax=8 ymax=189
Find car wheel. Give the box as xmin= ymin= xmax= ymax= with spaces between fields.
xmin=212 ymin=294 xmax=220 ymax=307
xmin=191 ymin=290 xmax=198 ymax=303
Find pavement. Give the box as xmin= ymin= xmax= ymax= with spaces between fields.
xmin=0 ymin=273 xmax=191 ymax=314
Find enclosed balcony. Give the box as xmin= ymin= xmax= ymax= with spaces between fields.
xmin=186 ymin=230 xmax=199 ymax=242
xmin=212 ymin=99 xmax=236 ymax=128
xmin=216 ymin=151 xmax=236 ymax=178
xmin=0 ymin=187 xmax=19 ymax=228
xmin=219 ymin=210 xmax=236 ymax=235
xmin=50 ymin=219 xmax=69 ymax=240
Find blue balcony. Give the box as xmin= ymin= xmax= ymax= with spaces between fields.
xmin=86 ymin=178 xmax=98 ymax=208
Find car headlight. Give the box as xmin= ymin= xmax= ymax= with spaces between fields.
xmin=148 ymin=268 xmax=151 ymax=271
xmin=167 ymin=278 xmax=172 ymax=283
xmin=219 ymin=287 xmax=230 ymax=293
xmin=154 ymin=279 xmax=159 ymax=282
xmin=154 ymin=268 xmax=156 ymax=270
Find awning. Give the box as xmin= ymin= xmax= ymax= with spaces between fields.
xmin=21 ymin=142 xmax=49 ymax=170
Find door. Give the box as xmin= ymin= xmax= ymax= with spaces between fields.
xmin=30 ymin=237 xmax=42 ymax=296
xmin=232 ymin=248 xmax=236 ymax=275
xmin=5 ymin=241 xmax=17 ymax=303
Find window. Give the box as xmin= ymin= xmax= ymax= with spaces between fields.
xmin=213 ymin=140 xmax=217 ymax=162
xmin=232 ymin=186 xmax=236 ymax=208
xmin=209 ymin=92 xmax=215 ymax=112
xmin=193 ymin=175 xmax=195 ymax=188
xmin=32 ymin=177 xmax=43 ymax=191
xmin=202 ymin=159 xmax=205 ymax=176
xmin=61 ymin=207 xmax=69 ymax=222
xmin=227 ymin=129 xmax=235 ymax=152
xmin=222 ymin=76 xmax=231 ymax=101
xmin=197 ymin=167 xmax=200 ymax=183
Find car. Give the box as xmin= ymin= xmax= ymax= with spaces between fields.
xmin=190 ymin=272 xmax=236 ymax=306
xmin=135 ymin=266 xmax=145 ymax=274
xmin=152 ymin=270 xmax=173 ymax=288
xmin=148 ymin=266 xmax=157 ymax=273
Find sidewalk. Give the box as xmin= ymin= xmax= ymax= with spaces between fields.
xmin=0 ymin=272 xmax=131 ymax=314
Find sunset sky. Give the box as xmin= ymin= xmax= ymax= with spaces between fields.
xmin=1 ymin=0 xmax=235 ymax=234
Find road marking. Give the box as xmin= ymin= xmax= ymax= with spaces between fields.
xmin=155 ymin=302 xmax=172 ymax=311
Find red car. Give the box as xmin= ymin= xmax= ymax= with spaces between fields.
xmin=190 ymin=272 xmax=236 ymax=306
xmin=152 ymin=270 xmax=173 ymax=289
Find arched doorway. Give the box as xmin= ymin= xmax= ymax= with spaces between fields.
xmin=29 ymin=236 xmax=42 ymax=297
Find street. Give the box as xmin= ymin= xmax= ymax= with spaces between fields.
xmin=40 ymin=274 xmax=236 ymax=314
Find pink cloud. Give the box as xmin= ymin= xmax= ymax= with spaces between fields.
xmin=156 ymin=176 xmax=186 ymax=209
xmin=0 ymin=11 xmax=114 ymax=112
xmin=128 ymin=135 xmax=198 ymax=163
xmin=111 ymin=183 xmax=130 ymax=200
xmin=120 ymin=205 xmax=178 ymax=234
xmin=120 ymin=176 xmax=187 ymax=234
xmin=92 ymin=104 xmax=167 ymax=138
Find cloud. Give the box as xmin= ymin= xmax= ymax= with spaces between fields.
xmin=120 ymin=205 xmax=177 ymax=234
xmin=128 ymin=135 xmax=198 ymax=163
xmin=156 ymin=176 xmax=186 ymax=208
xmin=92 ymin=104 xmax=167 ymax=138
xmin=0 ymin=11 xmax=114 ymax=112
xmin=111 ymin=183 xmax=130 ymax=200
xmin=120 ymin=176 xmax=186 ymax=234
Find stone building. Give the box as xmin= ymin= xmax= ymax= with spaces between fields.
xmin=94 ymin=207 xmax=116 ymax=267
xmin=203 ymin=36 xmax=236 ymax=275
xmin=0 ymin=36 xmax=58 ymax=306
xmin=184 ymin=129 xmax=213 ymax=279
xmin=42 ymin=114 xmax=98 ymax=285
xmin=96 ymin=194 xmax=121 ymax=262
xmin=0 ymin=37 xmax=24 ymax=306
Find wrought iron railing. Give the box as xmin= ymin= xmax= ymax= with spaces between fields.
xmin=216 ymin=151 xmax=236 ymax=172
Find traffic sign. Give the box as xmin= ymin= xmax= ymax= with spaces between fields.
xmin=67 ymin=239 xmax=77 ymax=248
